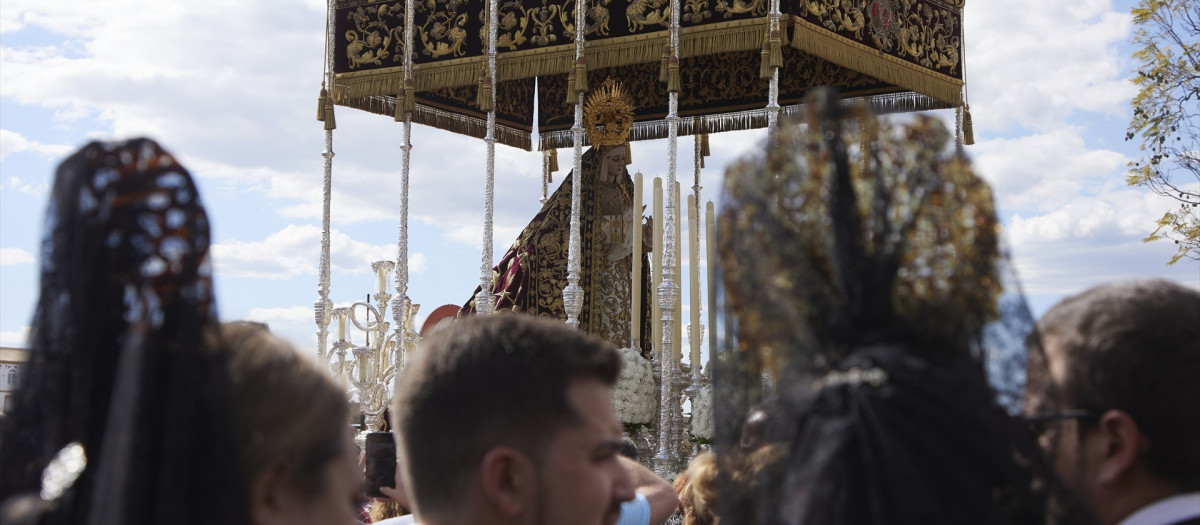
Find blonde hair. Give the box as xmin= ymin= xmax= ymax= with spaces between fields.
xmin=675 ymin=453 xmax=720 ymax=525
xmin=221 ymin=322 xmax=348 ymax=495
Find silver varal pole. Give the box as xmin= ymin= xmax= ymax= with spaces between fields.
xmin=474 ymin=0 xmax=501 ymax=316
xmin=315 ymin=0 xmax=337 ymax=363
xmin=654 ymin=0 xmax=682 ymax=476
xmin=685 ymin=136 xmax=703 ymax=416
xmin=766 ymin=0 xmax=781 ymax=141
xmin=393 ymin=0 xmax=418 ymax=368
xmin=563 ymin=0 xmax=588 ymax=328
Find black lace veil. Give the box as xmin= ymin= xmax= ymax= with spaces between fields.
xmin=0 ymin=139 xmax=246 ymax=525
xmin=709 ymin=90 xmax=1087 ymax=525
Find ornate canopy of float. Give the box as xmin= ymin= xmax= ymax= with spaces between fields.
xmin=314 ymin=0 xmax=970 ymax=472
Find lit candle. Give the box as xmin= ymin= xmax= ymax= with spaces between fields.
xmin=631 ymin=172 xmax=643 ymax=349
xmin=652 ymin=177 xmax=663 ymax=357
xmin=706 ymin=200 xmax=717 ymax=356
xmin=689 ymin=194 xmax=701 ymax=372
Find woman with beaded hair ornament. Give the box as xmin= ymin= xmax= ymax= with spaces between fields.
xmin=462 ymin=78 xmax=652 ymax=353
xmin=710 ymin=89 xmax=1094 ymax=525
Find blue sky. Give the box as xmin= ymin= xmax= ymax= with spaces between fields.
xmin=2 ymin=0 xmax=1197 ymax=355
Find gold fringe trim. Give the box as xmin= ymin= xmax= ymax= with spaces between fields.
xmin=789 ymin=16 xmax=963 ymax=106
xmin=338 ymin=95 xmax=533 ymax=150
xmin=548 ymin=148 xmax=559 ymax=172
xmin=536 ymin=91 xmax=949 ymax=149
xmin=333 ymin=19 xmax=769 ymax=95
xmin=334 ymin=57 xmax=485 ymax=99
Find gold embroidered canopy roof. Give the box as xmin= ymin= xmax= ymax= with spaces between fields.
xmin=331 ymin=0 xmax=965 ymax=150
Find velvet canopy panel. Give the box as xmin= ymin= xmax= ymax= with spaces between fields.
xmin=330 ymin=0 xmax=964 ymax=150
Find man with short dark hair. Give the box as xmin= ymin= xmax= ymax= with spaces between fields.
xmin=391 ymin=314 xmax=642 ymax=525
xmin=1027 ymin=279 xmax=1200 ymax=525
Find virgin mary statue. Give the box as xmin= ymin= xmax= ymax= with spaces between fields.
xmin=462 ymin=79 xmax=653 ymax=353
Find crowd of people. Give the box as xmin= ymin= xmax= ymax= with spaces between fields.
xmin=0 ymin=91 xmax=1197 ymax=525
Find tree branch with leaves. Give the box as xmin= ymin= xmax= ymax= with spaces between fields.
xmin=1126 ymin=0 xmax=1200 ymax=264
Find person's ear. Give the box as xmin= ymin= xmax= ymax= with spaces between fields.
xmin=248 ymin=462 xmax=295 ymax=525
xmin=480 ymin=446 xmax=536 ymax=518
xmin=1094 ymin=409 xmax=1143 ymax=486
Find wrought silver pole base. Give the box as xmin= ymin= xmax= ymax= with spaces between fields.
xmin=652 ymin=453 xmax=675 ymax=478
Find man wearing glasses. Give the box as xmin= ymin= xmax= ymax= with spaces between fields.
xmin=1026 ymin=279 xmax=1200 ymax=525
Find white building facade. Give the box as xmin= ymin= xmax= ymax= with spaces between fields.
xmin=0 ymin=347 xmax=29 ymax=414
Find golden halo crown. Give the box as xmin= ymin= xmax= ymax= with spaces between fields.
xmin=583 ymin=78 xmax=635 ymax=147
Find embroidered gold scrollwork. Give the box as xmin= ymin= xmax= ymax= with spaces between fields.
xmin=714 ymin=0 xmax=766 ymax=20
xmin=345 ymin=4 xmax=404 ymax=69
xmin=800 ymin=0 xmax=961 ymax=74
xmin=479 ymin=0 xmax=530 ymax=50
xmin=682 ymin=0 xmax=712 ymax=24
xmin=528 ymin=0 xmax=563 ymax=46
xmin=626 ymin=0 xmax=669 ymax=32
xmin=561 ymin=0 xmax=613 ymax=40
xmin=418 ymin=0 xmax=469 ymax=58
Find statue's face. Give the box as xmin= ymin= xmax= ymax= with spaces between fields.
xmin=603 ymin=147 xmax=625 ymax=182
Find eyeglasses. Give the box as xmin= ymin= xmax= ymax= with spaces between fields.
xmin=1022 ymin=409 xmax=1101 ymax=437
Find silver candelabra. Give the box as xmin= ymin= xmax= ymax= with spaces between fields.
xmin=325 ymin=261 xmax=421 ymax=445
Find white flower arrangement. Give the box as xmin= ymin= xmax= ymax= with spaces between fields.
xmin=690 ymin=384 xmax=714 ymax=440
xmin=613 ymin=347 xmax=657 ymax=425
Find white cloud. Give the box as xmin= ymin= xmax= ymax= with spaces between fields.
xmin=240 ymin=305 xmax=318 ymax=352
xmin=210 ymin=224 xmax=428 ymax=280
xmin=409 ymin=253 xmax=428 ymax=274
xmin=1004 ymin=187 xmax=1197 ymax=297
xmin=0 ymin=248 xmax=35 ymax=266
xmin=0 ymin=129 xmax=73 ymax=162
xmin=967 ymin=0 xmax=1134 ymax=132
xmin=0 ymin=327 xmax=30 ymax=348
xmin=0 ymin=0 xmax=326 ymax=177
xmin=1 ymin=176 xmax=49 ymax=198
xmin=973 ymin=128 xmax=1128 ymax=212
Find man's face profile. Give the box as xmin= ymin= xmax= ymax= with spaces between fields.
xmin=532 ymin=378 xmax=635 ymax=525
xmin=1025 ymin=337 xmax=1100 ymax=510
